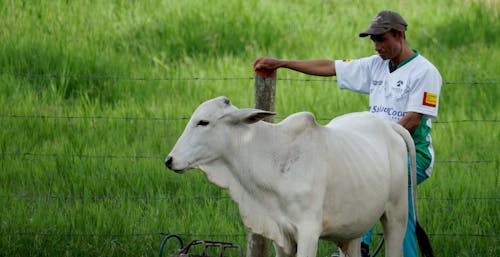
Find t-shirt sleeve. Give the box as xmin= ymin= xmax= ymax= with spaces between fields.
xmin=335 ymin=56 xmax=377 ymax=94
xmin=406 ymin=67 xmax=442 ymax=118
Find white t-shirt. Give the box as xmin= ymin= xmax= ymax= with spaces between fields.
xmin=334 ymin=52 xmax=442 ymax=176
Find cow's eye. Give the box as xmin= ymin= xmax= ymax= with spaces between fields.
xmin=196 ymin=120 xmax=210 ymax=126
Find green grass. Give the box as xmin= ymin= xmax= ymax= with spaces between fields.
xmin=0 ymin=0 xmax=499 ymax=256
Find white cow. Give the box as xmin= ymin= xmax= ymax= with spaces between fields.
xmin=165 ymin=96 xmax=430 ymax=257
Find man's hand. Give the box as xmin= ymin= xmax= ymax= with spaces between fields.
xmin=399 ymin=112 xmax=423 ymax=133
xmin=253 ymin=57 xmax=282 ymax=71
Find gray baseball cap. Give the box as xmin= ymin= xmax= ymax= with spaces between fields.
xmin=359 ymin=10 xmax=408 ymax=37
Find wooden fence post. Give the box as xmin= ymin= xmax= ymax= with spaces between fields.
xmin=247 ymin=68 xmax=276 ymax=257
xmin=254 ymin=69 xmax=277 ymax=121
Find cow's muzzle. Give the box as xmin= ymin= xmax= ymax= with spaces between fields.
xmin=164 ymin=156 xmax=174 ymax=170
xmin=165 ymin=156 xmax=187 ymax=173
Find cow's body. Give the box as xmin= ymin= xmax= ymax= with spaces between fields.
xmin=165 ymin=96 xmax=417 ymax=257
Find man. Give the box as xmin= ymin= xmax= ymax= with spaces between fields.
xmin=253 ymin=10 xmax=441 ymax=257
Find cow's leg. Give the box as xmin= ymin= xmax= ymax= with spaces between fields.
xmin=338 ymin=238 xmax=361 ymax=257
xmin=295 ymin=224 xmax=321 ymax=257
xmin=380 ymin=210 xmax=406 ymax=257
xmin=273 ymin=242 xmax=294 ymax=257
xmin=247 ymin=232 xmax=269 ymax=257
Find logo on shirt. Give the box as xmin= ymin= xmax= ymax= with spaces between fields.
xmin=422 ymin=92 xmax=437 ymax=107
xmin=396 ymin=80 xmax=403 ymax=87
xmin=371 ymin=105 xmax=407 ymax=121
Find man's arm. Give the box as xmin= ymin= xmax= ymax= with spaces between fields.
xmin=253 ymin=57 xmax=336 ymax=76
xmin=399 ymin=112 xmax=423 ymax=133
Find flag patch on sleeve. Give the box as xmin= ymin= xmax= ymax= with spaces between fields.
xmin=422 ymin=92 xmax=437 ymax=107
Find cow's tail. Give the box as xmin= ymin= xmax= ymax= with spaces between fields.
xmin=390 ymin=123 xmax=434 ymax=257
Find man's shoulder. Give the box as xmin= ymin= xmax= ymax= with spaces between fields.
xmin=410 ymin=54 xmax=442 ymax=77
xmin=413 ymin=54 xmax=438 ymax=69
xmin=362 ymin=54 xmax=389 ymax=70
xmin=365 ymin=54 xmax=386 ymax=63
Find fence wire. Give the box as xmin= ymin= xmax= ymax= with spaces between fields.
xmin=0 ymin=151 xmax=497 ymax=165
xmin=0 ymin=113 xmax=498 ymax=124
xmin=0 ymin=231 xmax=497 ymax=239
xmin=0 ymin=72 xmax=499 ymax=85
xmin=0 ymin=194 xmax=497 ymax=202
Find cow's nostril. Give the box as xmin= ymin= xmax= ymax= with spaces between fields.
xmin=165 ymin=156 xmax=173 ymax=169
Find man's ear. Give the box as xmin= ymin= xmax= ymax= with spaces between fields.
xmin=395 ymin=29 xmax=405 ymax=40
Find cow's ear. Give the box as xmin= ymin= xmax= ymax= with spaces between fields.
xmin=228 ymin=108 xmax=276 ymax=124
xmin=242 ymin=111 xmax=276 ymax=124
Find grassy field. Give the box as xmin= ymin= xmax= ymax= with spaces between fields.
xmin=0 ymin=0 xmax=498 ymax=256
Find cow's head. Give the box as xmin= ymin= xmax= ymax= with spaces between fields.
xmin=165 ymin=96 xmax=275 ymax=173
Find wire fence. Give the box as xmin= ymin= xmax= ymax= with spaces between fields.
xmin=0 ymin=192 xmax=498 ymax=202
xmin=1 ymin=231 xmax=497 ymax=239
xmin=1 ymin=151 xmax=498 ymax=203
xmin=1 ymin=113 xmax=499 ymax=124
xmin=1 ymin=71 xmax=499 ymax=85
xmin=1 ymin=72 xmax=498 ymax=123
xmin=0 ymin=151 xmax=498 ymax=164
xmin=1 ymin=73 xmax=498 ymax=245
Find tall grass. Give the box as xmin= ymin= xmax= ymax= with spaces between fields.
xmin=0 ymin=0 xmax=498 ymax=256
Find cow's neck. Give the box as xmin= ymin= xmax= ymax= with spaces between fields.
xmin=202 ymin=123 xmax=283 ymax=196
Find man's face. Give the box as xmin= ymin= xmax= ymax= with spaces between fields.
xmin=370 ymin=31 xmax=402 ymax=60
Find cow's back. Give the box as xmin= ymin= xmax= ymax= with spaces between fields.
xmin=325 ymin=112 xmax=404 ymax=155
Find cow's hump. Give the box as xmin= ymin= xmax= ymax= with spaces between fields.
xmin=278 ymin=112 xmax=318 ymax=135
